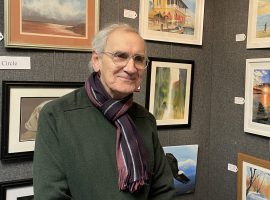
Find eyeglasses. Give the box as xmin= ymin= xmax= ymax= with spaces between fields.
xmin=100 ymin=51 xmax=149 ymax=70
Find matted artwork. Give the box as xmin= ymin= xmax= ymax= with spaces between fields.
xmin=1 ymin=81 xmax=84 ymax=161
xmin=4 ymin=0 xmax=99 ymax=51
xmin=237 ymin=153 xmax=270 ymax=200
xmin=244 ymin=58 xmax=270 ymax=137
xmin=163 ymin=145 xmax=199 ymax=195
xmin=145 ymin=57 xmax=194 ymax=127
xmin=247 ymin=0 xmax=270 ymax=48
xmin=139 ymin=0 xmax=205 ymax=45
xmin=0 ymin=179 xmax=33 ymax=200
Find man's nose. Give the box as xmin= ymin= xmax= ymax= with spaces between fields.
xmin=124 ymin=58 xmax=137 ymax=72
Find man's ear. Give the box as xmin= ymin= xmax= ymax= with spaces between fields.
xmin=91 ymin=52 xmax=101 ymax=72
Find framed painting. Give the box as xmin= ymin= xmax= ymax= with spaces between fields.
xmin=237 ymin=153 xmax=270 ymax=200
xmin=145 ymin=57 xmax=194 ymax=127
xmin=247 ymin=0 xmax=270 ymax=49
xmin=244 ymin=58 xmax=270 ymax=137
xmin=139 ymin=0 xmax=205 ymax=45
xmin=1 ymin=81 xmax=84 ymax=161
xmin=0 ymin=179 xmax=33 ymax=200
xmin=4 ymin=0 xmax=99 ymax=51
xmin=163 ymin=145 xmax=199 ymax=195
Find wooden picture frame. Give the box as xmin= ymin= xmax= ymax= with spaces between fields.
xmin=237 ymin=153 xmax=270 ymax=200
xmin=247 ymin=0 xmax=270 ymax=49
xmin=0 ymin=179 xmax=33 ymax=200
xmin=139 ymin=0 xmax=205 ymax=45
xmin=145 ymin=57 xmax=194 ymax=127
xmin=244 ymin=58 xmax=270 ymax=137
xmin=4 ymin=0 xmax=99 ymax=51
xmin=1 ymin=81 xmax=84 ymax=161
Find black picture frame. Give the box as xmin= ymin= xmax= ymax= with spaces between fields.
xmin=1 ymin=81 xmax=84 ymax=161
xmin=145 ymin=57 xmax=194 ymax=128
xmin=0 ymin=178 xmax=33 ymax=199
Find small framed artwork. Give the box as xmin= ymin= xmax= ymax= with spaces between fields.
xmin=163 ymin=145 xmax=199 ymax=195
xmin=0 ymin=179 xmax=33 ymax=200
xmin=247 ymin=0 xmax=270 ymax=49
xmin=139 ymin=0 xmax=205 ymax=45
xmin=4 ymin=0 xmax=99 ymax=51
xmin=145 ymin=57 xmax=194 ymax=127
xmin=237 ymin=153 xmax=270 ymax=200
xmin=244 ymin=58 xmax=270 ymax=137
xmin=1 ymin=81 xmax=84 ymax=161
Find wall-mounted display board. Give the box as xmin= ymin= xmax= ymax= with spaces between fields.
xmin=247 ymin=0 xmax=270 ymax=49
xmin=1 ymin=81 xmax=84 ymax=161
xmin=244 ymin=58 xmax=270 ymax=137
xmin=145 ymin=57 xmax=194 ymax=128
xmin=139 ymin=0 xmax=205 ymax=45
xmin=4 ymin=0 xmax=99 ymax=51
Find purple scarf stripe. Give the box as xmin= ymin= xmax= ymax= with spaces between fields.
xmin=85 ymin=73 xmax=150 ymax=193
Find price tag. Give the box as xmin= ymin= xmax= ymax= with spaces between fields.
xmin=124 ymin=9 xmax=137 ymax=19
xmin=234 ymin=97 xmax=245 ymax=105
xmin=0 ymin=32 xmax=3 ymax=41
xmin=236 ymin=34 xmax=246 ymax=42
xmin=228 ymin=163 xmax=238 ymax=173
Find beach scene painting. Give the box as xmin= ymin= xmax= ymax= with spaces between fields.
xmin=247 ymin=0 xmax=270 ymax=48
xmin=256 ymin=0 xmax=270 ymax=38
xmin=163 ymin=145 xmax=199 ymax=196
xmin=21 ymin=0 xmax=87 ymax=37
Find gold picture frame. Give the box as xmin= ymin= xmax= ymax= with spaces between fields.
xmin=4 ymin=0 xmax=99 ymax=51
xmin=237 ymin=153 xmax=270 ymax=200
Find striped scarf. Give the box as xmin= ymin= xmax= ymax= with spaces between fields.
xmin=85 ymin=72 xmax=150 ymax=193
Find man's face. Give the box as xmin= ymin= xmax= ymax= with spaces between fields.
xmin=92 ymin=29 xmax=146 ymax=99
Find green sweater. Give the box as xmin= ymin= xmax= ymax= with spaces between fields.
xmin=33 ymin=87 xmax=176 ymax=200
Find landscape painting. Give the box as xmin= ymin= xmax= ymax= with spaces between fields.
xmin=237 ymin=153 xmax=270 ymax=200
xmin=5 ymin=0 xmax=99 ymax=50
xmin=163 ymin=145 xmax=199 ymax=196
xmin=146 ymin=57 xmax=194 ymax=127
xmin=247 ymin=0 xmax=270 ymax=48
xmin=252 ymin=69 xmax=270 ymax=125
xmin=139 ymin=0 xmax=205 ymax=45
xmin=21 ymin=0 xmax=87 ymax=37
xmin=244 ymin=58 xmax=270 ymax=137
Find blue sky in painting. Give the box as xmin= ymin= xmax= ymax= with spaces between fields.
xmin=22 ymin=0 xmax=86 ymax=25
xmin=254 ymin=69 xmax=270 ymax=84
xmin=183 ymin=0 xmax=196 ymax=13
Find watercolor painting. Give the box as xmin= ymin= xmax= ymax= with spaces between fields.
xmin=5 ymin=0 xmax=99 ymax=50
xmin=237 ymin=153 xmax=270 ymax=200
xmin=256 ymin=0 xmax=270 ymax=38
xmin=21 ymin=0 xmax=87 ymax=37
xmin=244 ymin=58 xmax=270 ymax=137
xmin=252 ymin=69 xmax=270 ymax=125
xmin=163 ymin=145 xmax=199 ymax=195
xmin=146 ymin=57 xmax=193 ymax=127
xmin=247 ymin=0 xmax=270 ymax=48
xmin=139 ymin=0 xmax=204 ymax=45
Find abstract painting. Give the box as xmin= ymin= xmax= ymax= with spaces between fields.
xmin=146 ymin=57 xmax=194 ymax=127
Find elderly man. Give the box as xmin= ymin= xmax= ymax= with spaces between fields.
xmin=33 ymin=23 xmax=176 ymax=200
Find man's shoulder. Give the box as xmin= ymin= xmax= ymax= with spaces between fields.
xmin=42 ymin=87 xmax=92 ymax=113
